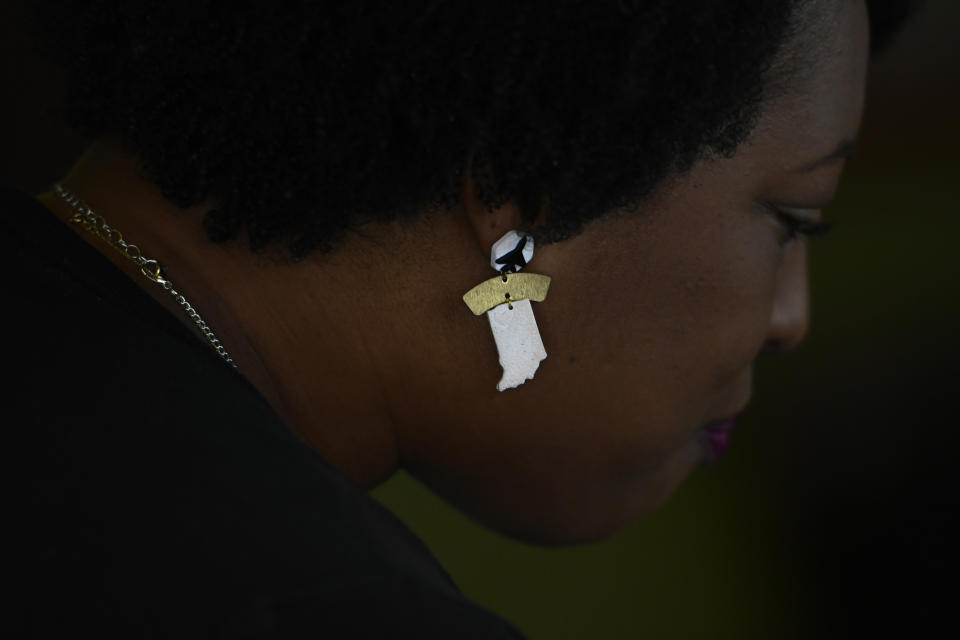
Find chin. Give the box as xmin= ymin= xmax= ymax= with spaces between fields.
xmin=491 ymin=439 xmax=706 ymax=546
xmin=481 ymin=492 xmax=669 ymax=547
xmin=411 ymin=436 xmax=706 ymax=546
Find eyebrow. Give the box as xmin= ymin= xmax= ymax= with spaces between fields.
xmin=798 ymin=138 xmax=859 ymax=173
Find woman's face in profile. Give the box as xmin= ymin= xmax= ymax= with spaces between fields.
xmin=391 ymin=0 xmax=870 ymax=544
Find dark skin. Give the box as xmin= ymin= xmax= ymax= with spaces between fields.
xmin=37 ymin=0 xmax=868 ymax=544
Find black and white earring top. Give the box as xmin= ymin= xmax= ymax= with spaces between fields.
xmin=492 ymin=232 xmax=532 ymax=273
xmin=462 ymin=230 xmax=551 ymax=391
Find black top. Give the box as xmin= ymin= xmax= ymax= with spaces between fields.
xmin=5 ymin=187 xmax=524 ymax=639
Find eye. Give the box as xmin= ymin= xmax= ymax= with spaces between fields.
xmin=760 ymin=201 xmax=834 ymax=246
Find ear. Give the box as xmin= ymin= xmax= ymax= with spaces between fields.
xmin=460 ymin=170 xmax=544 ymax=259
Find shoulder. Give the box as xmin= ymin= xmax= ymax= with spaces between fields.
xmin=233 ymin=576 xmax=527 ymax=638
xmin=19 ymin=573 xmax=525 ymax=638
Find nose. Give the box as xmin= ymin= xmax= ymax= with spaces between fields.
xmin=762 ymin=239 xmax=810 ymax=354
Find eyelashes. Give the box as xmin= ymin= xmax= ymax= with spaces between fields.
xmin=759 ymin=200 xmax=834 ymax=245
xmin=776 ymin=212 xmax=834 ymax=242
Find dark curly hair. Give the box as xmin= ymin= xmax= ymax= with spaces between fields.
xmin=32 ymin=1 xmax=917 ymax=262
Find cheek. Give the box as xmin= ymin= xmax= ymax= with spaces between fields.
xmin=400 ymin=207 xmax=782 ymax=544
xmin=501 ymin=222 xmax=778 ymax=495
xmin=577 ymin=225 xmax=776 ymax=401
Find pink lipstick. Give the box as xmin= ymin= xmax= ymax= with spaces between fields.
xmin=700 ymin=416 xmax=739 ymax=463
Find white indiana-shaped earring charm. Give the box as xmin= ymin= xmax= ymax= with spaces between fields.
xmin=462 ymin=230 xmax=551 ymax=391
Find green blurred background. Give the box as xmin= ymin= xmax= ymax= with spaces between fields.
xmin=4 ymin=2 xmax=957 ymax=637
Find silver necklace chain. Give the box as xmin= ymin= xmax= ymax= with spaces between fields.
xmin=52 ymin=184 xmax=240 ymax=372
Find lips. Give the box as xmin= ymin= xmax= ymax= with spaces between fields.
xmin=700 ymin=415 xmax=740 ymax=463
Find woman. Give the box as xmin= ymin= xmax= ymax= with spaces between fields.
xmin=10 ymin=0 xmax=914 ymax=636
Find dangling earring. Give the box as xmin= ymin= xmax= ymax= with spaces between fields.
xmin=462 ymin=230 xmax=551 ymax=391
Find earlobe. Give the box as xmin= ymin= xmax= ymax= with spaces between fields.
xmin=458 ymin=166 xmax=555 ymax=391
xmin=460 ymin=170 xmax=538 ymax=259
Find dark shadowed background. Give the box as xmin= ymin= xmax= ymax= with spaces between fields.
xmin=4 ymin=2 xmax=957 ymax=638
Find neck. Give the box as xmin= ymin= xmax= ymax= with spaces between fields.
xmin=37 ymin=140 xmax=426 ymax=488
